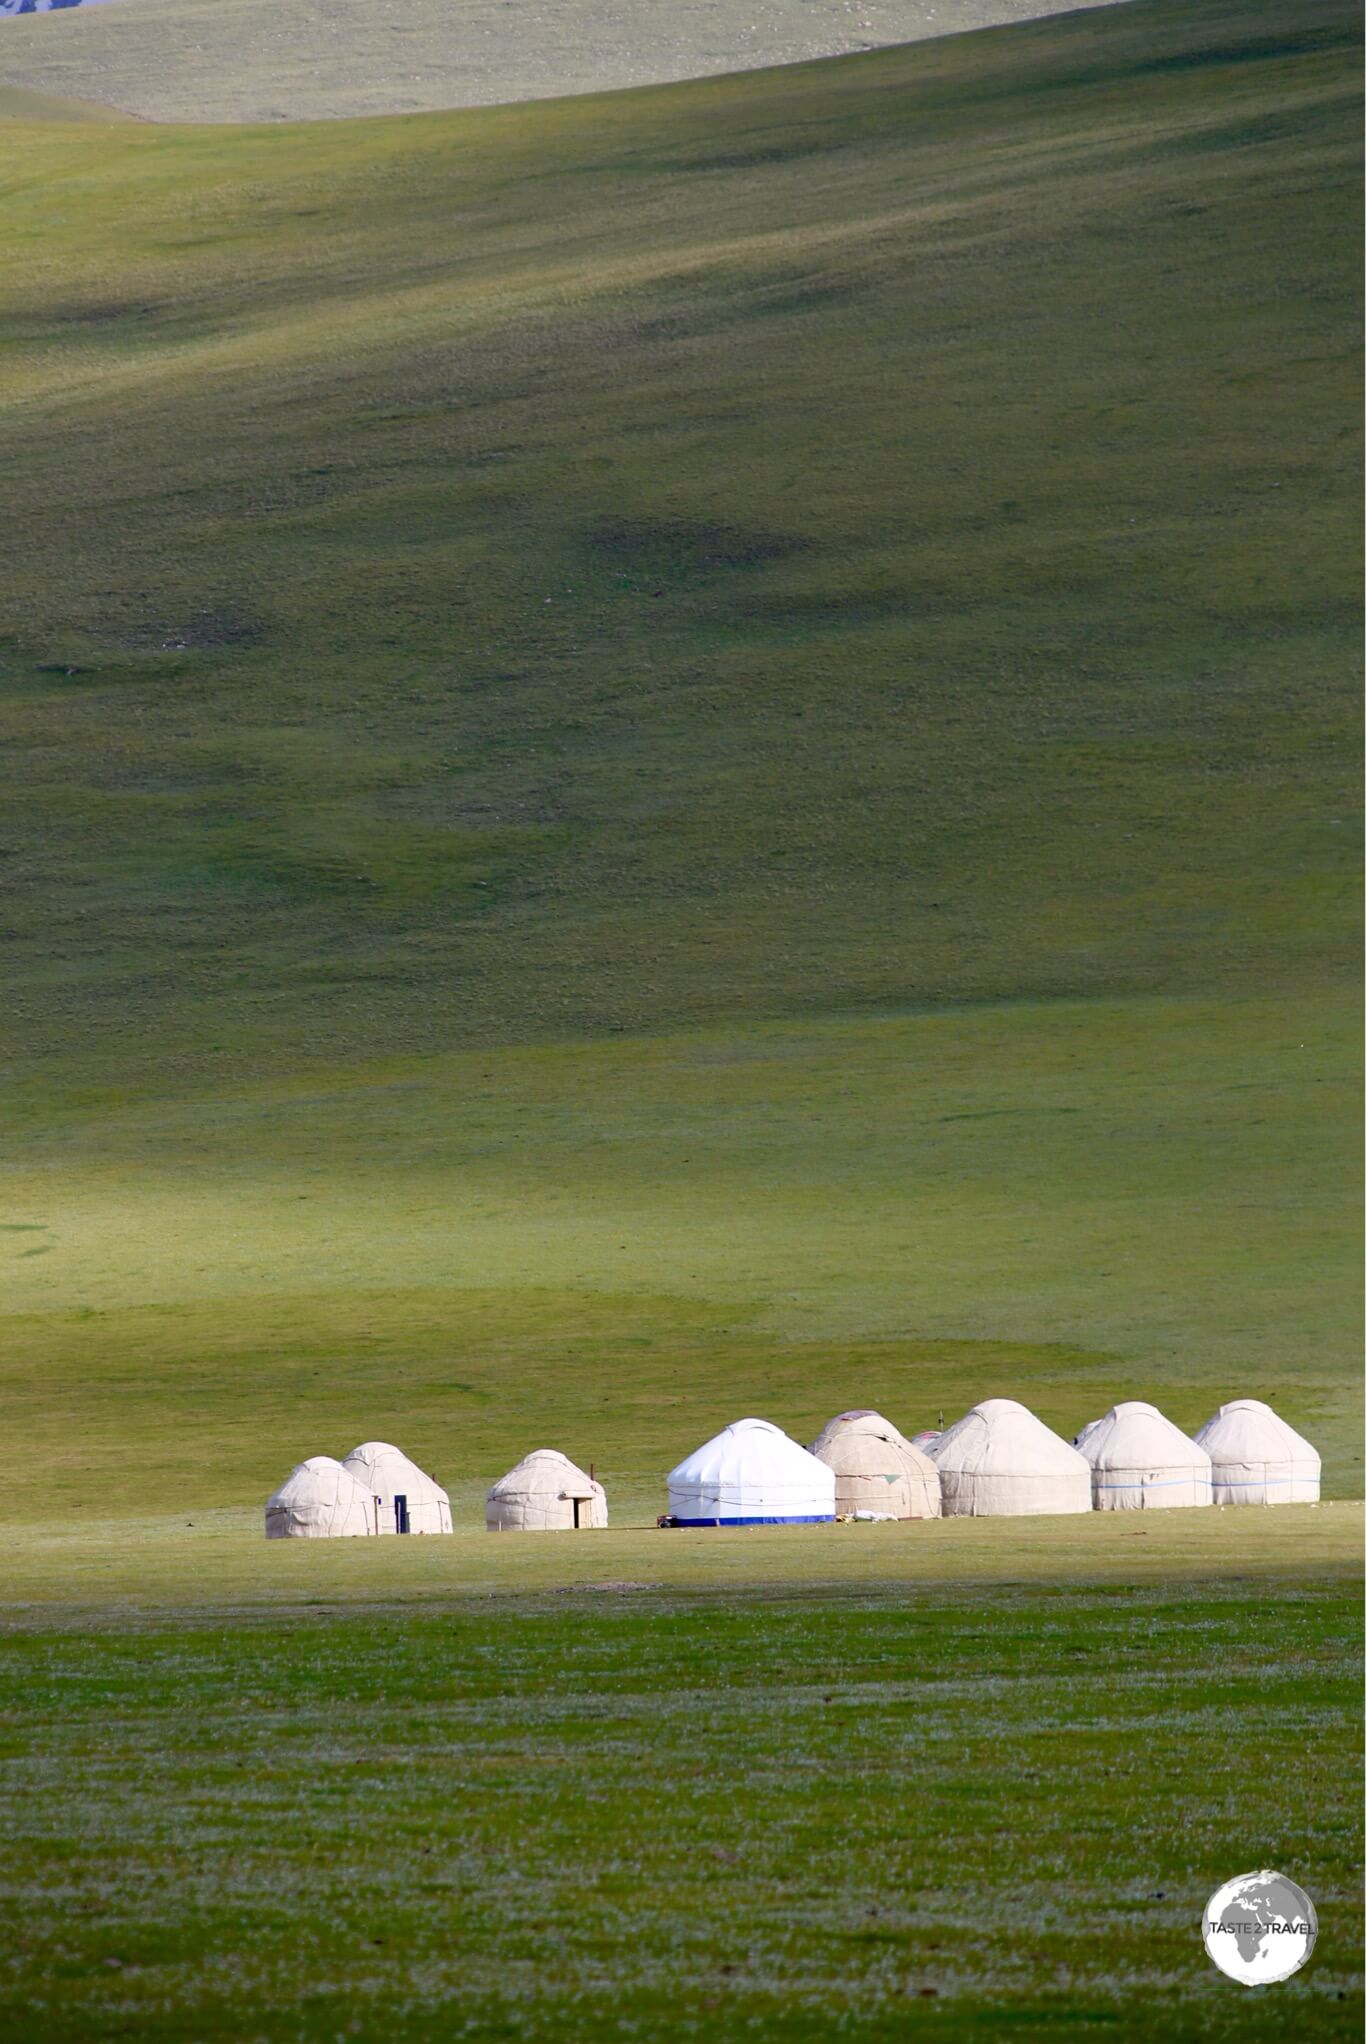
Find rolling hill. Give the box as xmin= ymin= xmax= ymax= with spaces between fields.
xmin=0 ymin=0 xmax=1360 ymax=1508
xmin=0 ymin=0 xmax=1125 ymax=124
xmin=0 ymin=10 xmax=1361 ymax=2037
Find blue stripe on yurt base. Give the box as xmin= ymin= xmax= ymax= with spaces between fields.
xmin=1211 ymin=1477 xmax=1301 ymax=1492
xmin=671 ymin=1515 xmax=836 ymax=1527
xmin=1093 ymin=1476 xmax=1214 ymax=1492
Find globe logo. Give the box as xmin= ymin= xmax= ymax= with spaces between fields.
xmin=1203 ymin=1870 xmax=1318 ymax=1985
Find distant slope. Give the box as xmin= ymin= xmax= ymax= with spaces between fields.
xmin=0 ymin=0 xmax=1130 ymax=123
xmin=1 ymin=0 xmax=1361 ymax=1509
xmin=0 ymin=80 xmax=133 ymax=121
xmin=1 ymin=0 xmax=1360 ymax=1094
xmin=6 ymin=989 xmax=1361 ymax=1509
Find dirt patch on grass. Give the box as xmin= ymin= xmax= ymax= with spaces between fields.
xmin=0 ymin=0 xmax=1131 ymax=125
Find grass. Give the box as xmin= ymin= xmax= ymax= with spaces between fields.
xmin=2 ymin=990 xmax=1361 ymax=1521
xmin=3 ymin=1499 xmax=1359 ymax=1609
xmin=1 ymin=0 xmax=1359 ymax=1093
xmin=2 ymin=0 xmax=1357 ymax=1506
xmin=0 ymin=84 xmax=134 ymax=125
xmin=0 ymin=1 xmax=1360 ymax=2034
xmin=0 ymin=1519 xmax=1360 ymax=2041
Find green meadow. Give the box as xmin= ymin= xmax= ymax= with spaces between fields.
xmin=3 ymin=0 xmax=1360 ymax=1093
xmin=4 ymin=989 xmax=1362 ymax=1524
xmin=0 ymin=0 xmax=1361 ymax=2034
xmin=1 ymin=1516 xmax=1362 ymax=2041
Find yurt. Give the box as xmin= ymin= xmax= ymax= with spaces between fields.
xmin=486 ymin=1449 xmax=607 ymax=1531
xmin=265 ymin=1456 xmax=380 ymax=1539
xmin=666 ymin=1418 xmax=836 ymax=1526
xmin=1076 ymin=1402 xmax=1212 ymax=1510
xmin=1194 ymin=1399 xmax=1321 ymax=1505
xmin=928 ymin=1398 xmax=1091 ymax=1517
xmin=342 ymin=1441 xmax=452 ymax=1535
xmin=810 ymin=1410 xmax=941 ymax=1519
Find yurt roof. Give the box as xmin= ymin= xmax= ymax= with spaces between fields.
xmin=268 ymin=1455 xmax=375 ymax=1505
xmin=342 ymin=1440 xmax=449 ymax=1503
xmin=1077 ymin=1402 xmax=1209 ymax=1469
xmin=811 ymin=1409 xmax=936 ymax=1471
xmin=1195 ymin=1399 xmax=1319 ymax=1462
xmin=813 ymin=1409 xmax=897 ymax=1444
xmin=928 ymin=1398 xmax=1087 ymax=1477
xmin=668 ymin=1417 xmax=830 ymax=1486
xmin=490 ymin=1448 xmax=599 ymax=1495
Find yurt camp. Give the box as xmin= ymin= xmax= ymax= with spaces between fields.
xmin=810 ymin=1410 xmax=941 ymax=1519
xmin=1194 ymin=1399 xmax=1321 ymax=1504
xmin=928 ymin=1398 xmax=1091 ymax=1517
xmin=1076 ymin=1402 xmax=1212 ymax=1510
xmin=666 ymin=1417 xmax=836 ymax=1526
xmin=342 ymin=1441 xmax=452 ymax=1535
xmin=486 ymin=1449 xmax=607 ymax=1531
xmin=265 ymin=1456 xmax=381 ymax=1539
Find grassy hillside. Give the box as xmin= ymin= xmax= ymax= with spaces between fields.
xmin=0 ymin=83 xmax=135 ymax=124
xmin=1 ymin=0 xmax=1360 ymax=1513
xmin=0 ymin=0 xmax=1124 ymax=124
xmin=0 ymin=9 xmax=1361 ymax=2036
xmin=3 ymin=0 xmax=1359 ymax=1093
xmin=4 ymin=989 xmax=1361 ymax=1516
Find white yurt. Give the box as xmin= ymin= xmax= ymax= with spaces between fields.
xmin=265 ymin=1456 xmax=380 ymax=1539
xmin=928 ymin=1398 xmax=1092 ymax=1517
xmin=1194 ymin=1399 xmax=1321 ymax=1505
xmin=810 ymin=1410 xmax=941 ymax=1519
xmin=486 ymin=1449 xmax=607 ymax=1531
xmin=342 ymin=1441 xmax=453 ymax=1535
xmin=1076 ymin=1402 xmax=1212 ymax=1510
xmin=666 ymin=1417 xmax=836 ymax=1526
